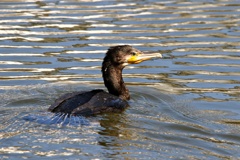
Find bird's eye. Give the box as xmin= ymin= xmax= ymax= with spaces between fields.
xmin=131 ymin=52 xmax=137 ymax=56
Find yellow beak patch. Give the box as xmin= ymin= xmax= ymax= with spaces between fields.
xmin=127 ymin=55 xmax=143 ymax=64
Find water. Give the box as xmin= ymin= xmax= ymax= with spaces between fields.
xmin=0 ymin=0 xmax=240 ymax=159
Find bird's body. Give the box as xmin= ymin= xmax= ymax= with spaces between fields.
xmin=48 ymin=45 xmax=161 ymax=116
xmin=48 ymin=89 xmax=128 ymax=116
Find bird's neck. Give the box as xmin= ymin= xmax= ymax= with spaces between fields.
xmin=102 ymin=60 xmax=130 ymax=100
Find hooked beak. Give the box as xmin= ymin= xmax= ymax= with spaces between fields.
xmin=127 ymin=52 xmax=162 ymax=64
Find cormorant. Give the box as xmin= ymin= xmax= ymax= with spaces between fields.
xmin=48 ymin=45 xmax=162 ymax=116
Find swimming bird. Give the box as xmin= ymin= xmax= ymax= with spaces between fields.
xmin=48 ymin=45 xmax=162 ymax=116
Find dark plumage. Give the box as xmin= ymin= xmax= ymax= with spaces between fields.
xmin=48 ymin=45 xmax=162 ymax=116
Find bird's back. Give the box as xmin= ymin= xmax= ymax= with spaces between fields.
xmin=48 ymin=89 xmax=128 ymax=116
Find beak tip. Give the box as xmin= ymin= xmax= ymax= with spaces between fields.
xmin=153 ymin=53 xmax=162 ymax=59
xmin=158 ymin=53 xmax=163 ymax=58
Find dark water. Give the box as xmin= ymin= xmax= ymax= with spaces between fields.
xmin=0 ymin=0 xmax=240 ymax=159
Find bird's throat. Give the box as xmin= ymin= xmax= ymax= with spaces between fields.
xmin=102 ymin=63 xmax=130 ymax=100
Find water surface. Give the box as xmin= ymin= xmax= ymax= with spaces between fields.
xmin=0 ymin=0 xmax=240 ymax=159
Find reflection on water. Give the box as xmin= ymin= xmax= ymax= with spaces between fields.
xmin=0 ymin=0 xmax=240 ymax=159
